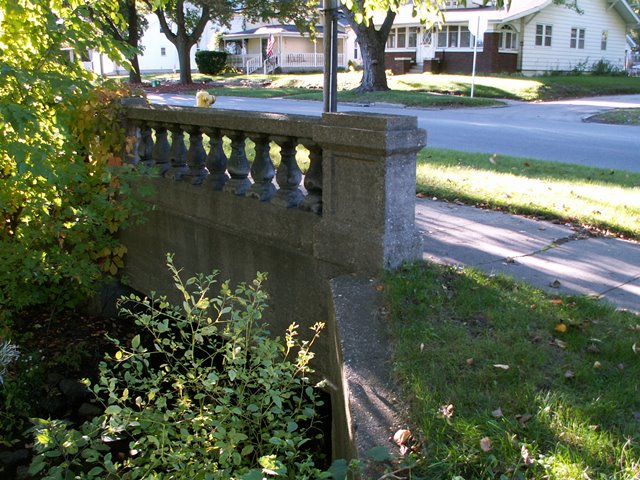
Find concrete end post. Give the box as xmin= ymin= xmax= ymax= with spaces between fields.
xmin=312 ymin=112 xmax=426 ymax=275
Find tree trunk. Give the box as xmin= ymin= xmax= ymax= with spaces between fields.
xmin=155 ymin=0 xmax=210 ymax=85
xmin=176 ymin=38 xmax=193 ymax=84
xmin=343 ymin=7 xmax=396 ymax=93
xmin=127 ymin=0 xmax=141 ymax=84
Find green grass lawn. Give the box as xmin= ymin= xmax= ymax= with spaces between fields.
xmin=587 ymin=108 xmax=640 ymax=126
xmin=386 ymin=262 xmax=640 ymax=479
xmin=137 ymin=71 xmax=640 ymax=108
xmin=417 ymin=148 xmax=640 ymax=240
xmin=387 ymin=149 xmax=640 ymax=478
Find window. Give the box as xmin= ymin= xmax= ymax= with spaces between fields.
xmin=601 ymin=30 xmax=608 ymax=50
xmin=535 ymin=24 xmax=552 ymax=47
xmin=570 ymin=28 xmax=585 ymax=49
xmin=386 ymin=27 xmax=419 ymax=49
xmin=160 ymin=47 xmax=166 ymax=56
xmin=408 ymin=27 xmax=418 ymax=48
xmin=437 ymin=25 xmax=474 ymax=48
xmin=500 ymin=25 xmax=518 ymax=50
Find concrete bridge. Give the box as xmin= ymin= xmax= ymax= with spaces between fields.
xmin=120 ymin=100 xmax=426 ymax=465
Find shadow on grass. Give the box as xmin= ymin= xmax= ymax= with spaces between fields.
xmin=386 ymin=262 xmax=640 ymax=479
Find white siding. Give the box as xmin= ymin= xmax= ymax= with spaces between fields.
xmin=136 ymin=15 xmax=219 ymax=73
xmin=521 ymin=0 xmax=628 ymax=73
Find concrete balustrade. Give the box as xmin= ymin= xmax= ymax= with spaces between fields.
xmin=120 ymin=101 xmax=426 ymax=463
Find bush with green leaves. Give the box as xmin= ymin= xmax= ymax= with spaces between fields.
xmin=0 ymin=0 xmax=145 ymax=326
xmin=195 ymin=50 xmax=229 ymax=75
xmin=30 ymin=256 xmax=329 ymax=479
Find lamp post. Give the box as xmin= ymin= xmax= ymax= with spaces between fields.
xmin=323 ymin=0 xmax=339 ymax=112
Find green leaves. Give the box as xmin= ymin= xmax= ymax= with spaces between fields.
xmin=31 ymin=258 xmax=326 ymax=477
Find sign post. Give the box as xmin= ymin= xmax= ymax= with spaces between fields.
xmin=468 ymin=15 xmax=488 ymax=98
xmin=323 ymin=0 xmax=338 ymax=112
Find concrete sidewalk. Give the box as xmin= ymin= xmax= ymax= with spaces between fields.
xmin=416 ymin=198 xmax=640 ymax=314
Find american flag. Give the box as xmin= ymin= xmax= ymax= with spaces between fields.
xmin=266 ymin=34 xmax=275 ymax=58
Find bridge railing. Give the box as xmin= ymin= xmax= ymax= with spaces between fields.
xmin=120 ymin=100 xmax=426 ymax=461
xmin=124 ymin=103 xmax=323 ymax=214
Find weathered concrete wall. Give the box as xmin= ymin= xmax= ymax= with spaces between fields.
xmin=120 ymin=103 xmax=425 ymax=462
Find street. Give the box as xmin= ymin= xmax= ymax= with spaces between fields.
xmin=148 ymin=92 xmax=640 ymax=173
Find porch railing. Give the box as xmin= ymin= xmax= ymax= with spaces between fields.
xmin=227 ymin=54 xmax=261 ymax=71
xmin=227 ymin=52 xmax=346 ymax=73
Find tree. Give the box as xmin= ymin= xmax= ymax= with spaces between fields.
xmin=152 ymin=0 xmax=214 ymax=84
xmin=150 ymin=0 xmax=318 ymax=84
xmin=0 ymin=0 xmax=144 ymax=323
xmin=342 ymin=6 xmax=396 ymax=92
xmin=340 ymin=0 xmax=449 ymax=92
xmin=91 ymin=0 xmax=150 ymax=83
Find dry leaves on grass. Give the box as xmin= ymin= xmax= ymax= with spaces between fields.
xmin=480 ymin=437 xmax=493 ymax=452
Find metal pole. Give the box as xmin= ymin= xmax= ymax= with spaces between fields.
xmin=323 ymin=0 xmax=338 ymax=112
xmin=470 ymin=16 xmax=479 ymax=98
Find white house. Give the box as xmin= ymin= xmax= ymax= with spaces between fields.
xmin=87 ymin=13 xmax=219 ymax=75
xmin=87 ymin=0 xmax=639 ymax=76
xmin=381 ymin=0 xmax=640 ymax=75
xmin=220 ymin=15 xmax=356 ymax=74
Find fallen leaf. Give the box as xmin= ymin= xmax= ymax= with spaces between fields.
xmin=416 ymin=192 xmax=428 ymax=198
xmin=593 ymin=361 xmax=602 ymax=369
xmin=564 ymin=370 xmax=575 ymax=379
xmin=494 ymin=364 xmax=510 ymax=370
xmin=550 ymin=298 xmax=563 ymax=305
xmin=489 ymin=154 xmax=497 ymax=164
xmin=551 ymin=338 xmax=567 ymax=349
xmin=466 ymin=357 xmax=475 ymax=366
xmin=505 ymin=257 xmax=516 ymax=264
xmin=491 ymin=408 xmax=503 ymax=418
xmin=586 ymin=344 xmax=600 ymax=354
xmin=618 ymin=363 xmax=625 ymax=370
xmin=589 ymin=425 xmax=600 ymax=431
xmin=439 ymin=404 xmax=454 ymax=420
xmin=420 ymin=343 xmax=425 ymax=352
xmin=554 ymin=322 xmax=568 ymax=333
xmin=633 ymin=343 xmax=639 ymax=355
xmin=549 ymin=280 xmax=562 ymax=289
xmin=516 ymin=413 xmax=533 ymax=426
xmin=480 ymin=437 xmax=492 ymax=452
xmin=393 ymin=429 xmax=412 ymax=448
xmin=521 ymin=445 xmax=535 ymax=466
xmin=375 ymin=284 xmax=385 ymax=292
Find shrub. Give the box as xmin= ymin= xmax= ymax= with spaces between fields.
xmin=195 ymin=50 xmax=228 ymax=75
xmin=29 ymin=255 xmax=329 ymax=479
xmin=591 ymin=58 xmax=624 ymax=76
xmin=0 ymin=0 xmax=146 ymax=326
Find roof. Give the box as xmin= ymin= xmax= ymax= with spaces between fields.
xmin=384 ymin=0 xmax=640 ymax=28
xmin=222 ymin=24 xmax=348 ymax=39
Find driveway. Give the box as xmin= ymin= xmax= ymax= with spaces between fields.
xmin=147 ymin=92 xmax=640 ymax=173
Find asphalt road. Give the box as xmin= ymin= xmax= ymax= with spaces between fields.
xmin=148 ymin=92 xmax=640 ymax=173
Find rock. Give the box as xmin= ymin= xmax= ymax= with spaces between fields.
xmin=0 ymin=448 xmax=29 ymax=467
xmin=58 ymin=378 xmax=91 ymax=405
xmin=77 ymin=402 xmax=103 ymax=420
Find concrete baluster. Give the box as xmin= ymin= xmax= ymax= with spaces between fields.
xmin=222 ymin=131 xmax=251 ymax=196
xmin=247 ymin=135 xmax=276 ymax=201
xmin=184 ymin=126 xmax=209 ymax=185
xmin=139 ymin=125 xmax=155 ymax=168
xmin=203 ymin=128 xmax=228 ymax=191
xmin=150 ymin=124 xmax=170 ymax=176
xmin=273 ymin=137 xmax=304 ymax=208
xmin=167 ymin=127 xmax=188 ymax=181
xmin=299 ymin=141 xmax=323 ymax=214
